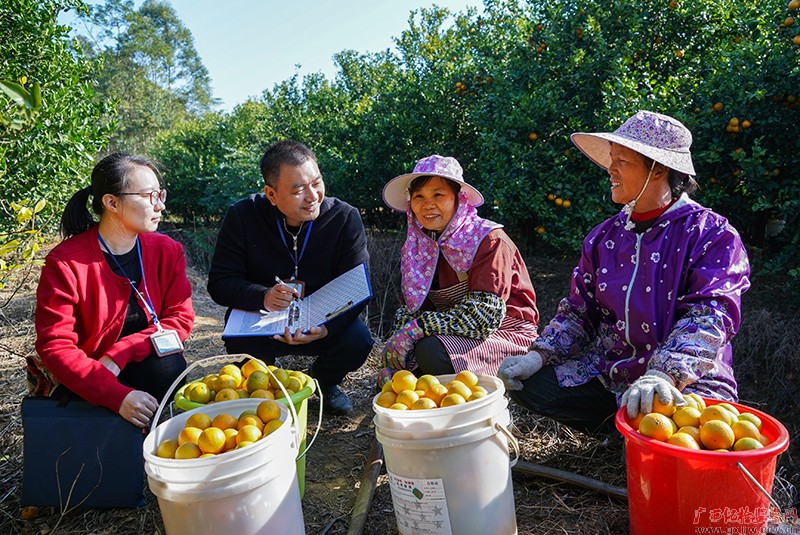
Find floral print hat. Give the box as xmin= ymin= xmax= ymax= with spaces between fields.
xmin=382 ymin=154 xmax=484 ymax=212
xmin=570 ymin=110 xmax=696 ymax=176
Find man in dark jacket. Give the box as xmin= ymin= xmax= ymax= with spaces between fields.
xmin=207 ymin=140 xmax=373 ymax=415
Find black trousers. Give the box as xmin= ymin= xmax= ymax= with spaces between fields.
xmin=223 ymin=317 xmax=373 ymax=387
xmin=508 ymin=365 xmax=619 ymax=434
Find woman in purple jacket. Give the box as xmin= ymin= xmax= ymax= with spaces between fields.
xmin=498 ymin=111 xmax=751 ymax=433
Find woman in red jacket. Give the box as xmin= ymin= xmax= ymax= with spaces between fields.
xmin=28 ymin=153 xmax=194 ymax=428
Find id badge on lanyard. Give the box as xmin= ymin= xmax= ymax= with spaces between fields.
xmin=150 ymin=326 xmax=184 ymax=357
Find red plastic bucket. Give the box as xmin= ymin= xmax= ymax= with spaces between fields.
xmin=615 ymin=398 xmax=789 ymax=535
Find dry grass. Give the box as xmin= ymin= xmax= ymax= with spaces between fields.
xmin=0 ymin=235 xmax=797 ymax=535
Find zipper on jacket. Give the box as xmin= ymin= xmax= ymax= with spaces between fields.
xmin=610 ymin=233 xmax=642 ymax=378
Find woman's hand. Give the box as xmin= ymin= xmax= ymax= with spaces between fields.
xmin=497 ymin=351 xmax=544 ymax=391
xmin=119 ymin=390 xmax=158 ymax=428
xmin=383 ymin=320 xmax=424 ymax=370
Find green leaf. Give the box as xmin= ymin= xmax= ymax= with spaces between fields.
xmin=31 ymin=82 xmax=43 ymax=110
xmin=0 ymin=80 xmax=29 ymax=108
xmin=33 ymin=199 xmax=46 ymax=214
xmin=0 ymin=240 xmax=21 ymax=256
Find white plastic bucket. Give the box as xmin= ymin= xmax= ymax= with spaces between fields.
xmin=373 ymin=374 xmax=519 ymax=535
xmin=145 ymin=392 xmax=305 ymax=534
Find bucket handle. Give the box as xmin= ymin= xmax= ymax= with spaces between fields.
xmin=494 ymin=422 xmax=520 ymax=468
xmin=148 ymin=354 xmax=301 ymax=451
xmin=295 ymin=377 xmax=323 ymax=462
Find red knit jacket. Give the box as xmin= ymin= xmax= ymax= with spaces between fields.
xmin=32 ymin=226 xmax=194 ymax=412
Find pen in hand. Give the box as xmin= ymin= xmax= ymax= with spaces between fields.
xmin=274 ymin=276 xmax=300 ymax=301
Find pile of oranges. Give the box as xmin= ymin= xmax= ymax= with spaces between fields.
xmin=155 ymin=399 xmax=284 ymax=460
xmin=376 ymin=370 xmax=490 ymax=410
xmin=178 ymin=359 xmax=310 ymax=405
xmin=631 ymin=394 xmax=771 ymax=452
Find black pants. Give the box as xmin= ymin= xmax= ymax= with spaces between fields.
xmin=412 ymin=336 xmax=455 ymax=375
xmin=508 ymin=365 xmax=618 ymax=434
xmin=223 ymin=318 xmax=373 ymax=387
xmin=53 ymin=352 xmax=187 ymax=406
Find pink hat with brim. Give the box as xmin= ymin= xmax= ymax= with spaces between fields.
xmin=570 ymin=110 xmax=696 ymax=176
xmin=382 ymin=154 xmax=484 ymax=213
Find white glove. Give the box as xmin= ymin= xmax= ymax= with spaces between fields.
xmin=497 ymin=351 xmax=544 ymax=391
xmin=621 ymin=370 xmax=686 ymax=419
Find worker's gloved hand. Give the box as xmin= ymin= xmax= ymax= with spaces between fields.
xmin=382 ymin=320 xmax=424 ymax=370
xmin=497 ymin=351 xmax=544 ymax=391
xmin=621 ymin=370 xmax=686 ymax=419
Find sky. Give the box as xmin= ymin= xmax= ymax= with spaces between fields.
xmin=70 ymin=1 xmax=485 ymax=111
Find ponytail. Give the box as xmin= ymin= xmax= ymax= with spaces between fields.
xmin=59 ymin=186 xmax=96 ymax=239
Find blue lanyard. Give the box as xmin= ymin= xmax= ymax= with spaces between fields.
xmin=98 ymin=234 xmax=161 ymax=329
xmin=276 ymin=218 xmax=313 ymax=279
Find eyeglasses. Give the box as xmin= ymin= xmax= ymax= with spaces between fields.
xmin=118 ymin=189 xmax=167 ymax=206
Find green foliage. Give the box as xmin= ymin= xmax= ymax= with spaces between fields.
xmin=0 ymin=0 xmax=112 ymax=233
xmin=77 ymin=0 xmax=215 ymax=153
xmin=151 ymin=0 xmax=798 ymax=286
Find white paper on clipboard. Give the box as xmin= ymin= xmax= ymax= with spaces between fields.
xmin=222 ymin=263 xmax=371 ymax=337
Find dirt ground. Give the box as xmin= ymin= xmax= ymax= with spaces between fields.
xmin=0 ymin=252 xmax=796 ymax=534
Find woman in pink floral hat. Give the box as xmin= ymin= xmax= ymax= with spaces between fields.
xmin=378 ymin=155 xmax=539 ymax=384
xmin=498 ymin=111 xmax=751 ymax=433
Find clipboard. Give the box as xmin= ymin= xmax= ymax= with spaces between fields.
xmin=222 ymin=263 xmax=372 ymax=337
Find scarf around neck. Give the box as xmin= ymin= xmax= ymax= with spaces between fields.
xmin=400 ymin=191 xmax=501 ymax=312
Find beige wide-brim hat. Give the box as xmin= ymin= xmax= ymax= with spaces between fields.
xmin=570 ymin=110 xmax=696 ymax=176
xmin=382 ymin=154 xmax=484 ymax=213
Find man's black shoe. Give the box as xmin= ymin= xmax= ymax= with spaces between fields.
xmin=320 ymin=384 xmax=353 ymax=416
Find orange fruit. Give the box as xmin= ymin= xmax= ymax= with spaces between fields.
xmin=470 ymin=385 xmax=488 ymax=396
xmin=249 ymin=389 xmax=275 ymax=399
xmin=415 ymin=374 xmax=440 ymax=393
xmin=174 ymin=442 xmax=202 ymax=459
xmin=712 ymin=102 xmax=724 ymax=112
xmin=198 ymin=427 xmax=227 ymax=454
xmin=241 ymin=358 xmax=268 ymax=378
xmin=185 ymin=412 xmax=212 ymax=430
xmin=446 ymin=380 xmax=472 ymax=400
xmin=376 ymin=391 xmax=398 ymax=408
xmin=467 ymin=391 xmax=487 ymax=402
xmin=536 ymin=226 xmax=545 ymax=234
xmin=717 ymin=402 xmax=740 ymax=416
xmin=395 ymin=390 xmax=420 ymax=408
xmin=686 ymin=393 xmax=706 ymax=410
xmin=700 ymin=405 xmax=735 ymax=426
xmin=236 ymin=389 xmax=250 ymax=398
xmin=256 ymin=399 xmax=282 ymax=423
xmin=219 ymin=365 xmax=243 ymax=386
xmin=629 ymin=412 xmax=645 ymax=431
xmin=757 ymin=434 xmax=770 ymax=446
xmin=731 ymin=420 xmax=761 ymax=442
xmin=672 ymin=407 xmax=701 ymax=428
xmin=263 ymin=419 xmax=283 ymax=435
xmin=238 ymin=414 xmax=264 ymax=431
xmin=652 ymin=396 xmax=677 ymax=417
xmin=215 ymin=374 xmax=239 ymax=392
xmin=411 ymin=398 xmax=438 ymax=410
xmin=201 ymin=374 xmax=219 ymax=389
xmin=286 ymin=376 xmax=304 ymax=393
xmin=681 ymin=394 xmax=700 ymax=410
xmin=554 ymin=197 xmax=564 ymax=206
xmin=728 ymin=117 xmax=739 ymax=127
xmin=268 ymin=368 xmax=290 ymax=390
xmin=178 ymin=426 xmax=203 ymax=446
xmin=389 ymin=403 xmax=409 ymax=411
xmin=677 ymin=426 xmax=701 ymax=445
xmin=700 ymin=420 xmax=735 ymax=450
xmin=424 ymin=384 xmax=449 ymax=406
xmin=528 ymin=132 xmax=538 ymax=141
xmin=185 ymin=382 xmax=212 ymax=404
xmin=236 ymin=441 xmax=255 ymax=449
xmin=794 ymin=35 xmax=800 ymax=46
xmin=733 ymin=437 xmax=764 ymax=451
xmin=667 ymin=432 xmax=701 ymax=450
xmin=455 ymin=370 xmax=479 ymax=388
xmin=738 ymin=412 xmax=762 ymax=430
xmin=391 ymin=370 xmax=417 ymax=394
xmin=215 ymin=388 xmax=239 ymax=402
xmin=547 ymin=193 xmax=556 ymax=201
xmin=638 ymin=413 xmax=674 ymax=441
xmin=246 ymin=370 xmax=271 ymax=393
xmin=223 ymin=428 xmax=238 ymax=451
xmin=237 ymin=424 xmax=263 ymax=444
xmin=440 ymin=394 xmax=467 ymax=407
xmin=211 ymin=413 xmax=239 ymax=431
xmin=562 ymin=200 xmax=572 ymax=208
xmin=156 ymin=439 xmax=180 ymax=459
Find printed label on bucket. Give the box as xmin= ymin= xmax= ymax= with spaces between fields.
xmin=388 ymin=471 xmax=452 ymax=535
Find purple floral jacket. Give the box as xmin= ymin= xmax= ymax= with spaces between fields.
xmin=532 ymin=194 xmax=750 ymax=401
